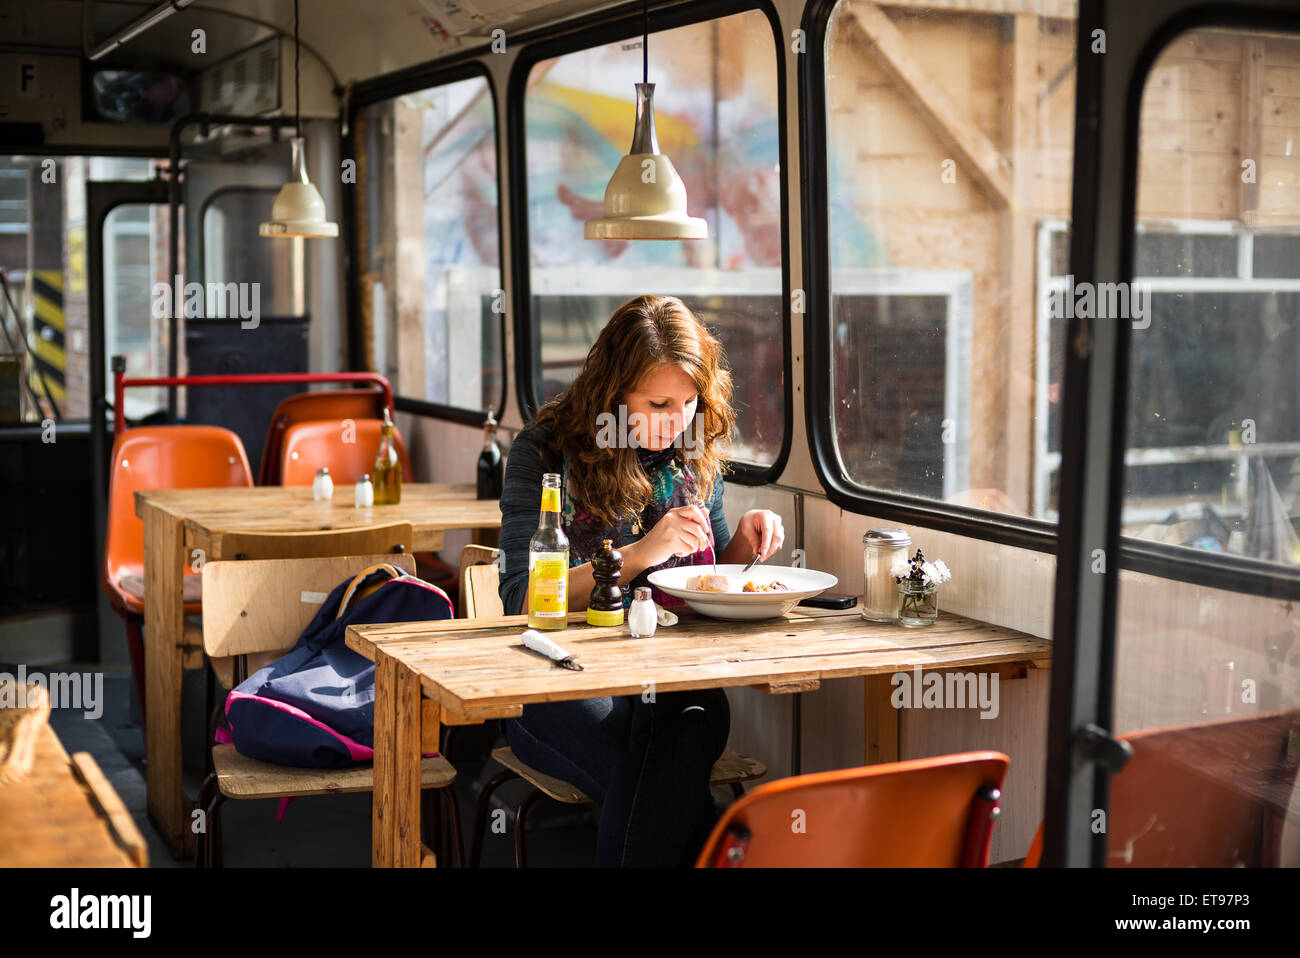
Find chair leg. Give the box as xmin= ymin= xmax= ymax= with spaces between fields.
xmin=514 ymin=789 xmax=546 ymax=869
xmin=204 ymin=791 xmax=227 ymax=868
xmin=729 ymin=782 xmax=745 ymax=800
xmin=441 ymin=787 xmax=464 ymax=867
xmin=421 ymin=788 xmax=441 ymax=863
xmin=195 ymin=772 xmax=218 ymax=868
xmin=122 ymin=613 xmax=147 ymax=736
xmin=204 ymin=669 xmax=219 ymax=778
xmin=470 ymin=768 xmax=520 ymax=868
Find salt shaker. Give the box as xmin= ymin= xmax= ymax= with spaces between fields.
xmin=628 ymin=586 xmax=657 ymax=638
xmin=312 ymin=467 xmax=334 ymax=501
xmin=862 ymin=528 xmax=911 ymax=621
xmin=354 ymin=474 xmax=374 ymax=508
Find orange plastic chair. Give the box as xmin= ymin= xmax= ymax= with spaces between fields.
xmin=258 ymin=389 xmax=386 ymax=485
xmin=103 ymin=426 xmax=254 ymax=729
xmin=696 ymin=751 xmax=1009 ymax=867
xmin=1023 ymin=708 xmax=1300 ymax=867
xmin=279 ymin=418 xmax=414 ymax=486
xmin=280 ymin=417 xmax=461 ymax=595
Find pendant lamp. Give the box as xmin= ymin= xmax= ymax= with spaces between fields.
xmin=260 ymin=0 xmax=338 ymax=238
xmin=584 ymin=0 xmax=707 ymax=241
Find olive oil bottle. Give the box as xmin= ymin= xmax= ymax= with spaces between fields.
xmin=528 ymin=473 xmax=569 ymax=630
xmin=373 ymin=406 xmax=401 ymax=505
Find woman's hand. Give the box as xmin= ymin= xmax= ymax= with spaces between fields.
xmin=625 ymin=504 xmax=713 ymax=569
xmin=734 ymin=509 xmax=785 ymax=561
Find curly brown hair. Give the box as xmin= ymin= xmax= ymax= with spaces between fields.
xmin=532 ymin=294 xmax=735 ymax=529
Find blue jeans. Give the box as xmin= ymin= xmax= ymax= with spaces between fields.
xmin=505 ymin=688 xmax=730 ymax=867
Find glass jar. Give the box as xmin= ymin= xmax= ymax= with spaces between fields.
xmin=862 ymin=528 xmax=911 ymax=621
xmin=897 ymin=581 xmax=938 ymax=628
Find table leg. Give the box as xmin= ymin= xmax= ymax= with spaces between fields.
xmin=372 ymin=650 xmax=423 ymax=867
xmin=142 ymin=506 xmax=190 ymax=859
xmin=863 ymin=674 xmax=900 ymax=765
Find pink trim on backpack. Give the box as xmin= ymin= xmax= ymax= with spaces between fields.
xmin=213 ymin=727 xmax=233 ymax=744
xmin=395 ymin=575 xmax=454 ymax=617
xmin=225 ymin=689 xmax=374 ymax=761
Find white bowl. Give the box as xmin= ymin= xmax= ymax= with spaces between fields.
xmin=646 ymin=564 xmax=839 ymax=620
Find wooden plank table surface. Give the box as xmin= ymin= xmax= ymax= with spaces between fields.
xmin=0 ymin=724 xmax=147 ymax=867
xmin=135 ymin=482 xmax=500 ymax=860
xmin=347 ymin=605 xmax=1051 ymax=867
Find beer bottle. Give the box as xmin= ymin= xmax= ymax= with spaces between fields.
xmin=528 ymin=473 xmax=569 ymax=630
xmin=373 ymin=406 xmax=401 ymax=505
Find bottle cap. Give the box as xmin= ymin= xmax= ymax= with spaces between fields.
xmin=634 ymin=587 xmax=652 ymax=601
xmin=359 ymin=474 xmax=371 ymax=483
xmin=316 ymin=467 xmax=330 ymax=476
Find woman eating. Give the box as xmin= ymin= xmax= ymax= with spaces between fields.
xmin=497 ymin=293 xmax=785 ymax=867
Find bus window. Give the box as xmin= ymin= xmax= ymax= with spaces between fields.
xmin=823 ymin=3 xmax=1076 ymax=517
xmin=1112 ymin=26 xmax=1300 ymax=867
xmin=521 ymin=9 xmax=784 ymax=467
xmin=355 ymin=73 xmax=503 ymax=414
xmin=0 ymin=155 xmax=162 ymax=422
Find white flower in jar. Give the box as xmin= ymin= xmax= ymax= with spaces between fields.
xmin=920 ymin=561 xmax=939 ymax=585
xmin=890 ymin=558 xmax=911 ymax=579
xmin=931 ymin=559 xmax=952 ymax=583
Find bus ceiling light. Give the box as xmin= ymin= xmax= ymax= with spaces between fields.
xmin=584 ymin=0 xmax=707 ymax=242
xmin=260 ymin=0 xmax=337 ymax=239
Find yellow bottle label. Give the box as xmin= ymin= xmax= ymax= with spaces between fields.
xmin=540 ymin=487 xmax=560 ymax=512
xmin=586 ymin=606 xmax=624 ymax=627
xmin=529 ymin=558 xmax=567 ymax=618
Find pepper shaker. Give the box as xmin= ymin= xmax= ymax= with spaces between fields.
xmin=628 ymin=587 xmax=657 ymax=638
xmin=354 ymin=474 xmax=374 ymax=508
xmin=587 ymin=538 xmax=625 ymax=626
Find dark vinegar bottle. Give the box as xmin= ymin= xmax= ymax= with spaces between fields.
xmin=477 ymin=410 xmax=503 ymax=500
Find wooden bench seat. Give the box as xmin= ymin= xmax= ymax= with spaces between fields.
xmin=212 ymin=743 xmax=455 ymax=799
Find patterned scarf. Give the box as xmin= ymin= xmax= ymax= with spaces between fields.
xmin=560 ymin=445 xmax=715 ymax=608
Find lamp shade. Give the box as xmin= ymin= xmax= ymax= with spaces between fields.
xmin=260 ymin=136 xmax=338 ymax=238
xmin=584 ymin=84 xmax=707 ymax=241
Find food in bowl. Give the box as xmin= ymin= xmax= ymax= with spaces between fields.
xmin=686 ymin=573 xmax=738 ymax=592
xmin=685 ymin=573 xmax=791 ymax=593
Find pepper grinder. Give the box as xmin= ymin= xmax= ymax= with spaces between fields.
xmin=586 ymin=538 xmax=625 ymax=627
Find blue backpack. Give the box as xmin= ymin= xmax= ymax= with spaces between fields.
xmin=220 ymin=563 xmax=452 ymax=769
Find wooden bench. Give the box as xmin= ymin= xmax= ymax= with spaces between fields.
xmin=0 ymin=689 xmax=147 ymax=868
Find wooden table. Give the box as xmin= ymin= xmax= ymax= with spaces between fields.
xmin=346 ymin=605 xmax=1051 ymax=867
xmin=135 ymin=482 xmax=501 ymax=859
xmin=0 ymin=723 xmax=147 ymax=867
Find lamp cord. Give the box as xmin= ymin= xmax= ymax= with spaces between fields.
xmin=642 ymin=0 xmax=648 ymax=84
xmin=294 ymin=0 xmax=301 ymax=129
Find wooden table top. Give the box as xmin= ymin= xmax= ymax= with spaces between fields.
xmin=0 ymin=724 xmax=147 ymax=867
xmin=346 ymin=607 xmax=1051 ymax=714
xmin=135 ymin=483 xmax=501 ymax=536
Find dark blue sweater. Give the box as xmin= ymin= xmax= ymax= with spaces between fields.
xmin=498 ymin=422 xmax=731 ymax=615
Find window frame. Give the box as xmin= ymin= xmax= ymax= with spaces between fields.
xmin=1044 ymin=0 xmax=1300 ymax=870
xmin=802 ymin=0 xmax=1300 ymax=600
xmin=344 ymin=60 xmax=507 ymax=429
xmin=800 ymin=0 xmax=1060 ymax=553
xmin=506 ymin=0 xmax=794 ymax=487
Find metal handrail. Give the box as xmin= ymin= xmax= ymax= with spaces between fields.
xmin=110 ymin=354 xmax=393 ymax=441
